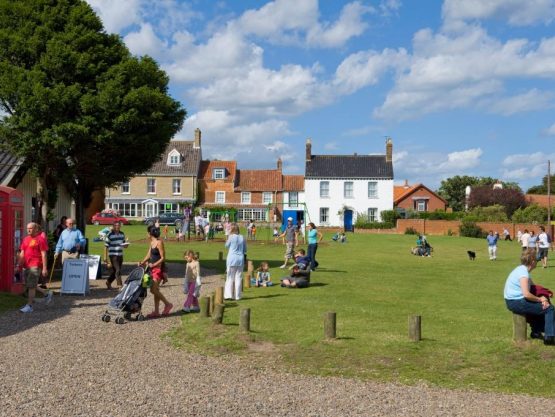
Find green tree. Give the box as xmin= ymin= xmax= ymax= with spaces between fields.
xmin=526 ymin=175 xmax=555 ymax=194
xmin=437 ymin=176 xmax=481 ymax=212
xmin=511 ymin=204 xmax=548 ymax=223
xmin=0 ymin=0 xmax=186 ymax=231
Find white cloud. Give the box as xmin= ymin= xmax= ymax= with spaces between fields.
xmin=542 ymin=123 xmax=555 ymax=135
xmin=124 ymin=24 xmax=167 ymax=59
xmin=265 ymin=141 xmax=288 ymax=152
xmin=324 ymin=142 xmax=338 ymax=151
xmin=482 ymin=89 xmax=554 ymax=115
xmin=501 ymin=152 xmax=555 ymax=180
xmin=438 ymin=148 xmax=482 ymax=171
xmin=371 ymin=25 xmax=555 ymax=120
xmin=442 ymin=0 xmax=555 ymax=27
xmin=86 ymin=0 xmax=143 ymax=33
xmin=392 ymin=150 xmax=408 ymax=165
xmin=236 ymin=0 xmax=372 ymax=48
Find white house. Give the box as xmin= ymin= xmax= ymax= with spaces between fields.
xmin=304 ymin=138 xmax=394 ymax=228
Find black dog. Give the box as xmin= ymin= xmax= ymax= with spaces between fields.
xmin=467 ymin=250 xmax=476 ymax=260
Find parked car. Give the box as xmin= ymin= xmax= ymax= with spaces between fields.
xmin=90 ymin=211 xmax=129 ymax=225
xmin=143 ymin=212 xmax=185 ymax=227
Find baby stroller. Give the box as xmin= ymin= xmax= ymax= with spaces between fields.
xmin=101 ymin=266 xmax=151 ymax=324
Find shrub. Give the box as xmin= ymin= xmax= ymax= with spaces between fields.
xmin=468 ymin=186 xmax=526 ymax=217
xmin=465 ymin=205 xmax=509 ymax=222
xmin=459 ymin=220 xmax=486 ymax=238
xmin=380 ymin=210 xmax=400 ymax=225
xmin=511 ymin=204 xmax=547 ymax=223
xmin=404 ymin=227 xmax=418 ymax=235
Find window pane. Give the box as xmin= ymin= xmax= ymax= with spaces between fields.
xmin=368 ymin=182 xmax=377 ymax=198
xmin=173 ymin=179 xmax=181 ymax=194
xmin=122 ymin=181 xmax=130 ymax=193
xmin=368 ymin=208 xmax=377 ymax=222
xmin=320 ymin=181 xmax=329 ymax=198
xmin=214 ymin=169 xmax=224 ymax=179
xmin=320 ymin=207 xmax=329 ymax=223
xmin=215 ymin=191 xmax=225 ymax=203
xmin=344 ymin=182 xmax=353 ymax=198
xmin=241 ymin=192 xmax=251 ymax=204
xmin=147 ymin=179 xmax=156 ymax=193
xmin=289 ymin=192 xmax=298 ymax=207
xmin=263 ymin=192 xmax=272 ymax=204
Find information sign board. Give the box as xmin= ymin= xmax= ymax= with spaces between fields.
xmin=80 ymin=254 xmax=101 ymax=280
xmin=60 ymin=259 xmax=89 ymax=295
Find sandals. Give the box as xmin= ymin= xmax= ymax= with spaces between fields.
xmin=162 ymin=303 xmax=173 ymax=316
xmin=146 ymin=311 xmax=160 ymax=319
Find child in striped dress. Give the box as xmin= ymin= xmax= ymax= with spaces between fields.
xmin=182 ymin=250 xmax=201 ymax=313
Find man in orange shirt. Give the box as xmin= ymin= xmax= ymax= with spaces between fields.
xmin=19 ymin=222 xmax=53 ymax=313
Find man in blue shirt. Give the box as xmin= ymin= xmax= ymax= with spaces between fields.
xmin=55 ymin=218 xmax=86 ymax=264
xmin=486 ymin=230 xmax=498 ymax=260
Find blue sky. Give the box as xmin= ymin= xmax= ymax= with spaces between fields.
xmin=86 ymin=0 xmax=555 ymax=191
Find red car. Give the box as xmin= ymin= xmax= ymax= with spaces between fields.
xmin=90 ymin=211 xmax=129 ymax=225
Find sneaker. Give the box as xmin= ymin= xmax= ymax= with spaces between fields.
xmin=146 ymin=311 xmax=160 ymax=319
xmin=20 ymin=304 xmax=33 ymax=313
xmin=531 ymin=332 xmax=543 ymax=340
xmin=279 ymin=264 xmax=287 ymax=269
xmin=44 ymin=291 xmax=53 ymax=305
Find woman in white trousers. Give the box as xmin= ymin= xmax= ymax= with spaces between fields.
xmin=224 ymin=223 xmax=247 ymax=300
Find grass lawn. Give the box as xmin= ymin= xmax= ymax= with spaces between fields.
xmin=86 ymin=225 xmax=555 ymax=396
xmin=0 ymin=292 xmax=24 ymax=314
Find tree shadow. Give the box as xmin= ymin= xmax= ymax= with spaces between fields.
xmin=241 ymin=294 xmax=286 ymax=300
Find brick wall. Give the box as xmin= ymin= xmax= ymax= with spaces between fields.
xmin=396 ymin=219 xmax=545 ymax=236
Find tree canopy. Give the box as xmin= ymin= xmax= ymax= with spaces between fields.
xmin=467 ymin=186 xmax=526 ymax=217
xmin=526 ymin=174 xmax=555 ymax=195
xmin=0 ymin=0 xmax=186 ymax=230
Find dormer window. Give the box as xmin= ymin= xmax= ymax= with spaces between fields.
xmin=213 ymin=168 xmax=225 ymax=179
xmin=167 ymin=149 xmax=181 ymax=166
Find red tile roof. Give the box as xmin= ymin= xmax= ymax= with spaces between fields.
xmin=283 ymin=175 xmax=304 ymax=191
xmin=199 ymin=160 xmax=237 ymax=181
xmin=394 ymin=185 xmax=417 ymax=202
xmin=236 ymin=169 xmax=283 ymax=191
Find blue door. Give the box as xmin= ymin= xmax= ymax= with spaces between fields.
xmin=344 ymin=210 xmax=353 ymax=232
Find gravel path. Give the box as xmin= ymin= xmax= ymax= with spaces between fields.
xmin=0 ymin=263 xmax=552 ymax=417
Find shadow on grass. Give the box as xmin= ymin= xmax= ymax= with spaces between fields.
xmin=316 ymin=269 xmax=347 ymax=273
xmin=308 ymin=283 xmax=328 ymax=287
xmin=242 ymin=294 xmax=286 ymax=300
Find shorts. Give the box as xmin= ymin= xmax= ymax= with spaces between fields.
xmin=285 ymin=242 xmax=295 ymax=259
xmin=538 ymin=248 xmax=549 ymax=260
xmin=151 ymin=267 xmax=163 ymax=282
xmin=24 ymin=268 xmax=41 ymax=289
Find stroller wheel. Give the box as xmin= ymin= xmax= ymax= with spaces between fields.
xmin=102 ymin=314 xmax=111 ymax=322
xmin=115 ymin=317 xmax=125 ymax=325
xmin=124 ymin=312 xmax=132 ymax=320
xmin=137 ymin=313 xmax=145 ymax=321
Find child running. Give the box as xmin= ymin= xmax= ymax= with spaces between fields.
xmin=254 ymin=261 xmax=272 ymax=287
xmin=182 ymin=250 xmax=201 ymax=313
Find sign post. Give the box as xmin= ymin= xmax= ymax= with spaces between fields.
xmin=60 ymin=259 xmax=89 ymax=295
xmin=80 ymin=254 xmax=102 ymax=280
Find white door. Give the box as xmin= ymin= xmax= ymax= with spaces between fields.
xmin=145 ymin=202 xmax=156 ymax=218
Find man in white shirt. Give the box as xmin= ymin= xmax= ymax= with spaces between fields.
xmin=538 ymin=226 xmax=551 ymax=269
xmin=520 ymin=229 xmax=531 ymax=252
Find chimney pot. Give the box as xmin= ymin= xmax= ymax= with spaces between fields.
xmin=306 ymin=138 xmax=312 ymax=162
xmin=194 ymin=128 xmax=201 ymax=148
xmin=277 ymin=158 xmax=282 ymax=171
xmin=385 ymin=137 xmax=393 ymax=163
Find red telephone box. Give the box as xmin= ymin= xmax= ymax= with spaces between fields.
xmin=0 ymin=186 xmax=24 ymax=294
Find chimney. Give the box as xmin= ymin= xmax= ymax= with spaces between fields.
xmin=404 ymin=179 xmax=409 ymax=189
xmin=306 ymin=138 xmax=312 ymax=161
xmin=385 ymin=137 xmax=393 ymax=163
xmin=277 ymin=158 xmax=282 ymax=171
xmin=194 ymin=128 xmax=201 ymax=148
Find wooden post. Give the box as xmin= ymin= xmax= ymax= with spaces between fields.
xmin=243 ymin=273 xmax=251 ymax=289
xmin=218 ymin=251 xmax=223 ymax=261
xmin=324 ymin=311 xmax=336 ymax=339
xmin=210 ymin=293 xmax=215 ymax=315
xmin=200 ymin=296 xmax=210 ymax=318
xmin=240 ymin=308 xmax=251 ymax=332
xmin=213 ymin=304 xmax=225 ymax=324
xmin=408 ymin=315 xmax=421 ymax=342
xmin=513 ymin=313 xmax=527 ymax=342
xmin=215 ymin=286 xmax=224 ymax=306
xmin=247 ymin=260 xmax=254 ymax=274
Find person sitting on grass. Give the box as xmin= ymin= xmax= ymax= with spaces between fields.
xmin=280 ymin=265 xmax=310 ymax=288
xmin=332 ymin=231 xmax=346 ymax=243
xmin=416 ymin=235 xmax=432 ymax=257
xmin=504 ymin=248 xmax=555 ymax=345
xmin=253 ymin=261 xmax=272 ymax=287
xmin=291 ymin=248 xmax=311 ymax=271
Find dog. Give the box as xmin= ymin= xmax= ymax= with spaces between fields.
xmin=467 ymin=250 xmax=476 ymax=260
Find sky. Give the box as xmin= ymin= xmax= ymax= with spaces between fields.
xmin=85 ymin=0 xmax=555 ymax=191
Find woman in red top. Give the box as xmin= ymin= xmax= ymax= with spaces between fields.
xmin=139 ymin=225 xmax=173 ymax=318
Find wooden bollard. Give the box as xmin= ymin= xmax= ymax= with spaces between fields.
xmin=218 ymin=251 xmax=223 ymax=261
xmin=324 ymin=311 xmax=336 ymax=339
xmin=240 ymin=308 xmax=251 ymax=332
xmin=215 ymin=286 xmax=224 ymax=306
xmin=243 ymin=273 xmax=251 ymax=289
xmin=408 ymin=315 xmax=421 ymax=342
xmin=210 ymin=293 xmax=215 ymax=314
xmin=247 ymin=260 xmax=254 ymax=274
xmin=200 ymin=296 xmax=210 ymax=318
xmin=513 ymin=313 xmax=527 ymax=342
xmin=213 ymin=304 xmax=225 ymax=324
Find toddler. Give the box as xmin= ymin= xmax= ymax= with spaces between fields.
xmin=182 ymin=250 xmax=201 ymax=313
xmin=292 ymin=249 xmax=311 ymax=271
xmin=253 ymin=261 xmax=272 ymax=287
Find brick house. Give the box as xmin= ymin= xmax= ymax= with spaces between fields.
xmin=104 ymin=129 xmax=202 ymax=219
xmin=304 ymin=138 xmax=394 ymax=228
xmin=198 ymin=158 xmax=305 ymax=223
xmin=394 ymin=180 xmax=448 ymax=213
